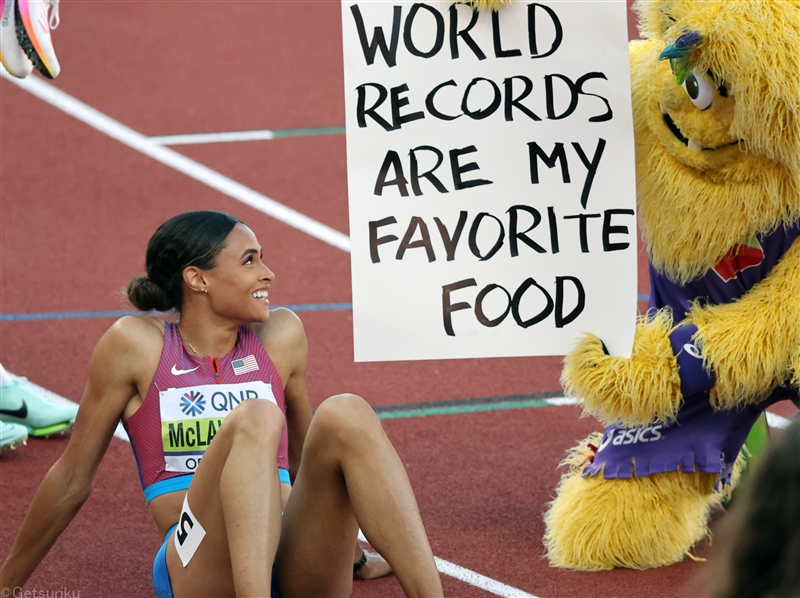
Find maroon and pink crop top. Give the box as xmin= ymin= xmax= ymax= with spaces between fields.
xmin=122 ymin=321 xmax=290 ymax=502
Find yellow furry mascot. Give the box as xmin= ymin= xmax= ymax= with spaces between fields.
xmin=466 ymin=0 xmax=799 ymax=569
xmin=541 ymin=0 xmax=800 ymax=570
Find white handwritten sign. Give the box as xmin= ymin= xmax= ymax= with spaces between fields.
xmin=342 ymin=1 xmax=637 ymax=362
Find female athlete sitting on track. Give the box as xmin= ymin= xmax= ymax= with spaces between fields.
xmin=0 ymin=210 xmax=443 ymax=598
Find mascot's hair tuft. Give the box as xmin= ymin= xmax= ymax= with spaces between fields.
xmin=454 ymin=0 xmax=510 ymax=11
xmin=658 ymin=29 xmax=703 ymax=84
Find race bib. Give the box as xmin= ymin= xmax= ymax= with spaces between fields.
xmin=174 ymin=494 xmax=206 ymax=567
xmin=160 ymin=381 xmax=276 ymax=473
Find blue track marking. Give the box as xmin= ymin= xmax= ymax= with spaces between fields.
xmin=2 ymin=297 xmax=651 ymax=322
xmin=0 ymin=303 xmax=354 ymax=321
xmin=373 ymin=391 xmax=567 ymax=420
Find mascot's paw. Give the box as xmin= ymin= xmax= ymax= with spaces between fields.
xmin=562 ymin=309 xmax=683 ymax=428
xmin=543 ymin=435 xmax=719 ymax=570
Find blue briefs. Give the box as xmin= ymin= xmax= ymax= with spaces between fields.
xmin=152 ymin=524 xmax=282 ymax=598
xmin=153 ymin=524 xmax=177 ymax=598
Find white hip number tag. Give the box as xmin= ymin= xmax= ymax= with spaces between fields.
xmin=174 ymin=494 xmax=207 ymax=567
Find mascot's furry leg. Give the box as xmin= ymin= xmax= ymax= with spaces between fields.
xmin=543 ymin=434 xmax=721 ymax=571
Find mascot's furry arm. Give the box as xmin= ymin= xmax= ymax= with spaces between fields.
xmin=690 ymin=241 xmax=800 ymax=410
xmin=563 ymin=240 xmax=800 ymax=427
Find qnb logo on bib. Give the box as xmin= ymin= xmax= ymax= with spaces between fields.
xmin=598 ymin=423 xmax=665 ymax=452
xmin=160 ymin=381 xmax=276 ymax=473
xmin=180 ymin=391 xmax=206 ymax=416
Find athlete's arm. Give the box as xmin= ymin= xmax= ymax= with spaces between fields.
xmin=256 ymin=310 xmax=392 ymax=578
xmin=0 ymin=316 xmax=161 ymax=590
xmin=256 ymin=308 xmax=313 ymax=484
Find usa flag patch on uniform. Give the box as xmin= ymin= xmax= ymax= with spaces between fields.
xmin=231 ymin=355 xmax=259 ymax=375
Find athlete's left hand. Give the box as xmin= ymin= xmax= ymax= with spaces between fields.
xmin=353 ymin=548 xmax=392 ymax=580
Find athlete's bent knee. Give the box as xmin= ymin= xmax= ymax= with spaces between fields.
xmin=313 ymin=394 xmax=383 ymax=447
xmin=316 ymin=393 xmax=374 ymax=423
xmin=224 ymin=398 xmax=285 ymax=443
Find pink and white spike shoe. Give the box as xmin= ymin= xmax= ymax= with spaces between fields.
xmin=16 ymin=0 xmax=59 ymax=78
xmin=0 ymin=0 xmax=33 ymax=78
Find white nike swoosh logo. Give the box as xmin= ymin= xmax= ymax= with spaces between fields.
xmin=171 ymin=364 xmax=199 ymax=376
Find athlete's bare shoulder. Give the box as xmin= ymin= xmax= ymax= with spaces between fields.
xmin=82 ymin=316 xmax=166 ymax=417
xmin=96 ymin=315 xmax=165 ymax=366
xmin=252 ymin=308 xmax=305 ymax=345
xmin=107 ymin=314 xmax=164 ymax=344
xmin=250 ymin=309 xmax=307 ymax=378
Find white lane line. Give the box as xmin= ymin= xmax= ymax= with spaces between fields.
xmin=356 ymin=531 xmax=538 ymax=597
xmin=148 ymin=130 xmax=277 ymax=145
xmin=0 ymin=69 xmax=351 ymax=253
xmin=544 ymin=397 xmax=579 ymax=406
xmin=766 ymin=411 xmax=793 ymax=429
xmin=434 ymin=558 xmax=539 ymax=598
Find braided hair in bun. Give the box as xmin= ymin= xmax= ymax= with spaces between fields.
xmin=127 ymin=211 xmax=241 ymax=312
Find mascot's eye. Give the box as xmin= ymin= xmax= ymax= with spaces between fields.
xmin=682 ymin=69 xmax=715 ymax=110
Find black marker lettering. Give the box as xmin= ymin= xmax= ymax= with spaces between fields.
xmin=403 ymin=3 xmax=445 ymax=58
xmin=396 ymin=216 xmax=436 ymax=262
xmin=442 ymin=278 xmax=477 ymax=336
xmin=602 ymin=209 xmax=635 ymax=251
xmin=369 ymin=216 xmax=398 ymax=263
xmin=350 ymin=4 xmax=402 ymax=67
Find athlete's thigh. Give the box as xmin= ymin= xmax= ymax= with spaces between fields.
xmin=164 ymin=428 xmax=237 ymax=596
xmin=165 ymin=399 xmax=283 ymax=596
xmin=275 ymin=402 xmax=361 ymax=596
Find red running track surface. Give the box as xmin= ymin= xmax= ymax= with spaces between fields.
xmin=1 ymin=1 xmax=796 ymax=597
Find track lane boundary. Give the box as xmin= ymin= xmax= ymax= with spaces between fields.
xmin=148 ymin=126 xmax=345 ymax=146
xmin=1 ymin=68 xmax=351 ymax=253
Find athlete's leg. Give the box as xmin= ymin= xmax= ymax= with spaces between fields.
xmin=275 ymin=394 xmax=442 ymax=598
xmin=165 ymin=398 xmax=285 ymax=597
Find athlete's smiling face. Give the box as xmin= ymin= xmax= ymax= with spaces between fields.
xmin=203 ymin=224 xmax=275 ymax=323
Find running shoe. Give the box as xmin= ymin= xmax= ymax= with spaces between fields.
xmin=0 ymin=420 xmax=29 ymax=452
xmin=0 ymin=376 xmax=78 ymax=437
xmin=16 ymin=0 xmax=59 ymax=78
xmin=0 ymin=0 xmax=33 ymax=77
